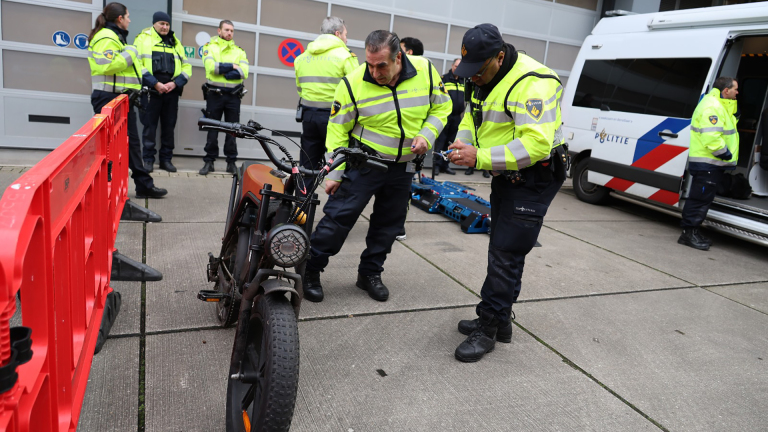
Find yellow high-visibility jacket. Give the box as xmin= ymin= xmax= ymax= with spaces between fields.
xmin=133 ymin=26 xmax=191 ymax=89
xmin=294 ymin=34 xmax=359 ymax=109
xmin=88 ymin=25 xmax=141 ymax=92
xmin=203 ymin=36 xmax=249 ymax=89
xmin=688 ymin=87 xmax=738 ymax=170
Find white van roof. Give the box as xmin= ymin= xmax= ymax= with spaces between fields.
xmin=593 ymin=3 xmax=768 ymax=35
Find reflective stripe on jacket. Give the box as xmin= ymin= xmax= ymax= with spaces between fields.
xmin=88 ymin=27 xmax=141 ymax=92
xmin=325 ymin=53 xmax=452 ymax=181
xmin=688 ymin=87 xmax=739 ymax=170
xmin=134 ymin=27 xmax=191 ymax=89
xmin=294 ymin=34 xmax=359 ymax=109
xmin=203 ymin=36 xmax=249 ymax=88
xmin=456 ymin=53 xmax=563 ymax=172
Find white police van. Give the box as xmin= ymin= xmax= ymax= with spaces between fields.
xmin=562 ymin=3 xmax=768 ymax=246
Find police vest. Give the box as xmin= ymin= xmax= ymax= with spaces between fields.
xmin=325 ymin=54 xmax=452 ymax=180
xmin=294 ymin=34 xmax=359 ymax=109
xmin=88 ymin=27 xmax=141 ymax=92
xmin=202 ymin=36 xmax=249 ymax=89
xmin=456 ymin=53 xmax=564 ymax=172
xmin=689 ymin=87 xmax=739 ymax=169
xmin=134 ymin=27 xmax=191 ymax=88
xmin=442 ymin=73 xmax=466 ymax=116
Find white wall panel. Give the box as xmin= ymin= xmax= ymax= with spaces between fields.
xmin=504 ymin=1 xmax=555 ymax=35
xmin=550 ymin=8 xmax=596 ymax=40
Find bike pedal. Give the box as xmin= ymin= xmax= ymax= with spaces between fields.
xmin=197 ymin=290 xmax=229 ymax=302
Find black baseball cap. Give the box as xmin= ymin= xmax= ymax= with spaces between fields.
xmin=454 ymin=23 xmax=504 ymax=78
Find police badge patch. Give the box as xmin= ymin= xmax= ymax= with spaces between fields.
xmin=331 ymin=100 xmax=341 ymax=116
xmin=104 ymin=50 xmax=114 ymax=60
xmin=525 ymin=99 xmax=544 ymax=122
xmin=438 ymin=82 xmax=447 ymax=94
xmin=709 ymin=115 xmax=718 ymax=125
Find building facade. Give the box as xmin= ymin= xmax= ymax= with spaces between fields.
xmin=0 ymin=0 xmax=600 ymax=157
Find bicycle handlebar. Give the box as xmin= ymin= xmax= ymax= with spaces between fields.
xmin=197 ymin=117 xmax=390 ymax=176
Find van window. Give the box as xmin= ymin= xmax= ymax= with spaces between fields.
xmin=574 ymin=57 xmax=712 ymax=118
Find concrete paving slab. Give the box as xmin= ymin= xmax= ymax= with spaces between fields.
xmin=110 ymin=281 xmax=141 ymax=336
xmin=299 ymin=221 xmax=479 ymax=320
xmin=0 ymin=171 xmax=22 ymax=200
xmin=145 ymin=222 xmax=224 ymax=332
xmin=547 ymin=220 xmax=768 ymax=286
xmin=400 ymin=220 xmax=689 ymax=301
xmin=517 ymin=288 xmax=768 ymax=432
xmin=707 ymin=282 xmax=768 ymax=314
xmin=144 ymin=328 xmax=233 ymax=432
xmin=114 ymin=221 xmax=143 ymax=264
xmin=78 ymin=337 xmax=139 ymax=432
xmin=145 ymin=176 xmax=231 ymax=222
xmin=292 ymin=308 xmax=658 ymax=432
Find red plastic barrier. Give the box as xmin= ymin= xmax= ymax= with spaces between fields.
xmin=0 ymin=95 xmax=130 ymax=432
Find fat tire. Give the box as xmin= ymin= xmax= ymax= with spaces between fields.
xmin=226 ymin=294 xmax=300 ymax=432
xmin=573 ymin=157 xmax=611 ymax=205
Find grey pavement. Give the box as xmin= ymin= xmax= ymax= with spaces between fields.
xmin=2 ymin=163 xmax=767 ymax=431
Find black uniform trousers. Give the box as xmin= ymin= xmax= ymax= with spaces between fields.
xmin=140 ymin=91 xmax=179 ymax=164
xmin=204 ymin=92 xmax=240 ymax=163
xmin=299 ymin=108 xmax=330 ymax=192
xmin=477 ymin=165 xmax=563 ymax=323
xmin=307 ymin=162 xmax=412 ymax=276
xmin=680 ymin=168 xmax=725 ymax=228
xmin=433 ymin=113 xmax=461 ymax=170
xmin=91 ymin=90 xmax=155 ymax=193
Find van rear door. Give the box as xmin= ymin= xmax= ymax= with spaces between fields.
xmin=572 ymin=29 xmax=728 ymax=206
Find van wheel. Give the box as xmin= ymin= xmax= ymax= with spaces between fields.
xmin=573 ymin=158 xmax=610 ymax=205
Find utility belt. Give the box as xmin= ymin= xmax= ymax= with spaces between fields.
xmin=496 ymin=143 xmax=570 ymax=185
xmin=202 ymin=83 xmax=247 ymax=100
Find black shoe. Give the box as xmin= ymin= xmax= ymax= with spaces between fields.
xmin=678 ymin=228 xmax=710 ymax=251
xmin=441 ymin=167 xmax=456 ymax=175
xmin=356 ymin=273 xmax=389 ymax=302
xmin=464 ymin=167 xmax=475 ymax=175
xmin=159 ymin=160 xmax=177 ymax=173
xmin=693 ymin=228 xmax=712 ymax=246
xmin=135 ymin=186 xmax=168 ymax=199
xmin=455 ymin=311 xmax=498 ymax=362
xmin=303 ymin=270 xmax=324 ymax=303
xmin=482 ymin=170 xmax=490 ymax=178
xmin=458 ymin=318 xmax=513 ymax=343
xmin=199 ymin=161 xmax=214 ymax=175
xmin=226 ymin=161 xmax=237 ymax=174
xmin=143 ymin=160 xmax=154 ymax=173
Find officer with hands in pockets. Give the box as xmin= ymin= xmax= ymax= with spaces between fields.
xmin=448 ymin=24 xmax=567 ymax=362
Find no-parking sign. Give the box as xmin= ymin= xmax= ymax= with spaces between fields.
xmin=278 ymin=39 xmax=303 ymax=67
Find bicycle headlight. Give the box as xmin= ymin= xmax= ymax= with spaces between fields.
xmin=265 ymin=224 xmax=309 ymax=267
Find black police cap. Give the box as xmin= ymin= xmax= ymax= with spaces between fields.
xmin=454 ymin=23 xmax=504 ymax=78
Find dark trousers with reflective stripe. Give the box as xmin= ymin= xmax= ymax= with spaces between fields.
xmin=91 ymin=90 xmax=155 ymax=193
xmin=681 ymin=168 xmax=725 ymax=228
xmin=433 ymin=113 xmax=461 ymax=170
xmin=140 ymin=91 xmax=179 ymax=163
xmin=477 ymin=166 xmax=563 ymax=323
xmin=300 ymin=108 xmax=330 ymax=192
xmin=307 ymin=163 xmax=412 ymax=276
xmin=204 ymin=92 xmax=240 ymax=163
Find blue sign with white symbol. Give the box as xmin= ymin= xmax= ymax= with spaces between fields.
xmin=73 ymin=33 xmax=88 ymax=50
xmin=52 ymin=31 xmax=71 ymax=48
xmin=198 ymin=46 xmax=205 ymax=58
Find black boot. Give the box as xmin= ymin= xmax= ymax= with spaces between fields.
xmin=144 ymin=160 xmax=154 ymax=173
xmin=693 ymin=228 xmax=712 ymax=246
xmin=458 ymin=318 xmax=512 ymax=343
xmin=226 ymin=161 xmax=237 ymax=174
xmin=442 ymin=167 xmax=456 ymax=175
xmin=159 ymin=160 xmax=177 ymax=173
xmin=482 ymin=170 xmax=490 ymax=178
xmin=455 ymin=311 xmax=498 ymax=362
xmin=356 ymin=273 xmax=389 ymax=302
xmin=199 ymin=161 xmax=214 ymax=175
xmin=678 ymin=228 xmax=710 ymax=251
xmin=303 ymin=270 xmax=324 ymax=302
xmin=464 ymin=167 xmax=475 ymax=175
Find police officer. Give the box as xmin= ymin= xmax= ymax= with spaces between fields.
xmin=302 ymin=30 xmax=451 ymax=303
xmin=135 ymin=11 xmax=191 ymax=173
xmin=400 ymin=37 xmax=424 ymax=56
xmin=678 ymin=76 xmax=739 ymax=251
xmin=433 ymin=58 xmax=465 ymax=176
xmin=88 ymin=2 xmax=167 ymax=199
xmin=294 ymin=17 xmax=358 ymax=191
xmin=448 ymin=24 xmax=566 ymax=362
xmin=199 ymin=20 xmax=249 ymax=175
